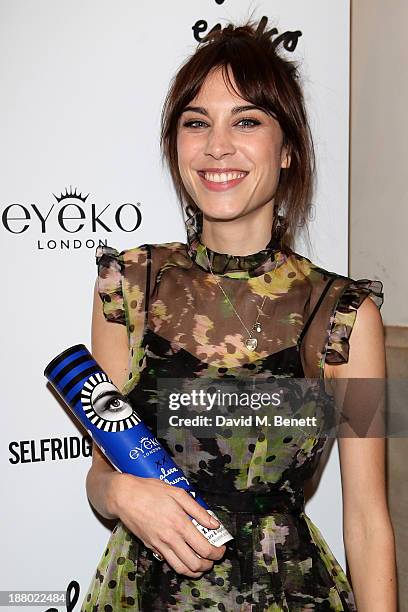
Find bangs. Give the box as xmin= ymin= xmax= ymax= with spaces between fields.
xmin=175 ymin=36 xmax=292 ymax=127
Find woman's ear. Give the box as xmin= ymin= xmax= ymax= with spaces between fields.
xmin=281 ymin=146 xmax=291 ymax=169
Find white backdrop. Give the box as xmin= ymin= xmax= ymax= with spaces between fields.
xmin=1 ymin=1 xmax=350 ymax=610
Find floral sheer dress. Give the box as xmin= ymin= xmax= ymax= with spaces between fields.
xmin=81 ymin=213 xmax=383 ymax=612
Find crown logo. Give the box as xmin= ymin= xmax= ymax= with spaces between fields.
xmin=53 ymin=186 xmax=90 ymax=203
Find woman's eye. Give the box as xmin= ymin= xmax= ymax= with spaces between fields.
xmin=237 ymin=118 xmax=261 ymax=128
xmin=183 ymin=120 xmax=208 ymax=128
xmin=182 ymin=118 xmax=261 ymax=129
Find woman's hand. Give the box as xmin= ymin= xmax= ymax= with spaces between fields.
xmin=110 ymin=473 xmax=227 ymax=578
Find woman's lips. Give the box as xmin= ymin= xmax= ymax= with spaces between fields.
xmin=197 ymin=171 xmax=249 ymax=192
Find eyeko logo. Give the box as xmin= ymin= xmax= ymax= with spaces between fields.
xmin=1 ymin=186 xmax=143 ymax=251
xmin=129 ymin=436 xmax=160 ymax=460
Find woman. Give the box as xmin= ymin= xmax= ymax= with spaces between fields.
xmin=81 ymin=18 xmax=397 ymax=612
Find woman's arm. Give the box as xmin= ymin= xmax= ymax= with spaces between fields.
xmin=325 ymin=296 xmax=398 ymax=611
xmin=85 ymin=279 xmax=129 ymax=521
xmin=86 ymin=279 xmax=227 ymax=577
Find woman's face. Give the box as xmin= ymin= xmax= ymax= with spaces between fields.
xmin=176 ymin=66 xmax=289 ymax=222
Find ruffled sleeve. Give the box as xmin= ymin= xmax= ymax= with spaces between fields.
xmin=95 ymin=245 xmax=126 ymax=325
xmin=324 ymin=278 xmax=384 ymax=364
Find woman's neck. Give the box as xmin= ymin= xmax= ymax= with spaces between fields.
xmin=200 ymin=203 xmax=275 ymax=256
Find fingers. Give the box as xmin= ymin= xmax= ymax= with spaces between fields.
xmin=173 ymin=488 xmax=220 ymax=529
xmin=170 ymin=536 xmax=214 ymax=574
xmin=120 ymin=482 xmax=228 ymax=579
xmin=157 ymin=509 xmax=224 ymax=573
xmin=183 ymin=520 xmax=227 ymax=561
xmin=169 ymin=489 xmax=227 ymax=561
xmin=158 ymin=544 xmax=206 ymax=579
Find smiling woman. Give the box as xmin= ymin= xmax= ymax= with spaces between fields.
xmin=177 ymin=81 xmax=290 ymax=214
xmin=162 ymin=18 xmax=314 ymax=253
xmin=80 ymin=16 xmax=396 ymax=612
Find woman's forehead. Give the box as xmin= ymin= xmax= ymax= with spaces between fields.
xmin=189 ymin=68 xmax=248 ymax=107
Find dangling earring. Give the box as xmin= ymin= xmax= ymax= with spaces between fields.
xmin=184 ymin=205 xmax=203 ymax=247
xmin=184 ymin=204 xmax=198 ymax=227
xmin=272 ymin=208 xmax=288 ymax=241
xmin=184 ymin=205 xmax=202 ymax=233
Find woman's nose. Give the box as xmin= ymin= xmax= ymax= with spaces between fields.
xmin=204 ymin=125 xmax=236 ymax=158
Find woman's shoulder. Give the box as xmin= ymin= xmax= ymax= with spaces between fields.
xmin=285 ymin=248 xmax=383 ymax=304
xmin=96 ymin=240 xmax=187 ymax=264
xmin=95 ymin=241 xmax=193 ymax=296
xmin=286 ymin=249 xmax=384 ymax=366
xmin=284 ymin=247 xmax=344 ymax=281
xmin=127 ymin=239 xmax=186 ymax=254
xmin=94 ymin=240 xmax=189 ymax=328
xmin=125 ymin=241 xmax=191 ymax=275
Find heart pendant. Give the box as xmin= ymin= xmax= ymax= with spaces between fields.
xmin=245 ymin=337 xmax=258 ymax=351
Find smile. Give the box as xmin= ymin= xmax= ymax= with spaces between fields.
xmin=197 ymin=170 xmax=249 ymax=191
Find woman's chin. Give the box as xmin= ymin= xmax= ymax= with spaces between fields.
xmin=198 ymin=206 xmax=250 ymax=223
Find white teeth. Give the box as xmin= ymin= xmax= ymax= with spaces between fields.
xmin=202 ymin=171 xmax=247 ymax=183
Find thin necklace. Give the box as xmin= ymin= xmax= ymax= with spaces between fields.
xmin=205 ymin=246 xmax=267 ymax=352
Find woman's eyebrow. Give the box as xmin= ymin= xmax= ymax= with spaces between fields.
xmin=181 ymin=106 xmax=208 ymax=116
xmin=232 ymin=104 xmax=266 ymax=115
xmin=181 ymin=104 xmax=265 ymax=116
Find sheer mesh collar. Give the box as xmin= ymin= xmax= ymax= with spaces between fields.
xmin=185 ymin=210 xmax=285 ymax=279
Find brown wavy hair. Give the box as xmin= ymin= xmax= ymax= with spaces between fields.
xmin=160 ymin=16 xmax=315 ymax=250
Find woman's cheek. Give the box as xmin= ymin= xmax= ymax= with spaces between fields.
xmin=178 ymin=168 xmax=195 ymax=198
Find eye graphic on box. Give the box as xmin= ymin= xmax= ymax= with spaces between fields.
xmin=81 ymin=373 xmax=140 ymax=432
